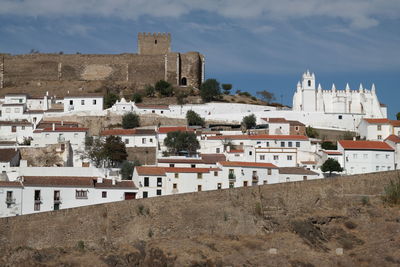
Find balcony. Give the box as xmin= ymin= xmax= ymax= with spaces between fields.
xmin=228 ymin=173 xmax=236 ymax=182
xmin=252 ymin=175 xmax=259 ymax=182
xmin=34 ymin=198 xmax=42 ymax=204
xmin=54 ymin=197 xmax=62 ymax=204
xmin=5 ymin=198 xmax=16 ymax=204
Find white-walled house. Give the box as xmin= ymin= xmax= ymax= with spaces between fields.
xmin=358 ymin=118 xmax=400 ymax=141
xmin=100 ymin=128 xmax=157 ymax=148
xmin=0 ymin=149 xmax=20 ymax=174
xmin=31 ymin=127 xmax=88 ymax=148
xmin=278 ymin=167 xmax=319 ymax=183
xmin=385 ymin=135 xmax=400 ymax=169
xmin=338 ymin=140 xmax=395 ymax=175
xmin=0 ymin=120 xmax=33 ymax=143
xmin=64 ymin=95 xmax=103 ymax=112
xmin=0 ymin=176 xmax=137 ymax=217
xmin=157 ymin=153 xmax=226 ymax=168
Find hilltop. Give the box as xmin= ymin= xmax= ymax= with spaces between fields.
xmin=1 ymin=171 xmax=399 ymax=266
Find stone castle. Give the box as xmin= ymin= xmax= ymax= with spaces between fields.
xmin=0 ymin=33 xmax=205 ymax=95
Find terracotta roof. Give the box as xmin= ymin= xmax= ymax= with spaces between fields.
xmin=135 ymin=104 xmax=169 ymax=109
xmin=207 ymin=134 xmax=308 ymax=141
xmin=0 ymin=120 xmax=31 ymax=126
xmin=2 ymin=103 xmax=25 ymax=106
xmin=262 ymin=118 xmax=288 ymax=123
xmin=100 ymin=128 xmax=155 ymax=136
xmin=64 ymin=94 xmax=104 ymax=98
xmin=158 ymin=158 xmax=203 ymax=164
xmin=323 ymin=150 xmax=343 ymax=155
xmin=158 ymin=154 xmax=225 ymax=165
xmin=136 ymin=166 xmax=166 ymax=176
xmin=0 ymin=181 xmax=22 ymax=187
xmin=390 ymin=120 xmax=400 ymax=127
xmin=94 ymin=179 xmax=137 ymax=189
xmin=0 ymin=141 xmax=17 ymax=145
xmin=0 ymin=149 xmax=19 ymax=162
xmin=338 ymin=140 xmax=394 ymax=151
xmin=158 ymin=126 xmax=194 ymax=134
xmin=279 ymin=167 xmax=318 ymax=175
xmin=301 ymin=161 xmax=317 ymax=164
xmin=164 ymin=167 xmax=219 ymax=173
xmin=218 ymin=161 xmax=278 ymax=168
xmin=24 ymin=110 xmax=45 ymax=114
xmin=227 ymin=149 xmax=244 ymax=153
xmin=36 ymin=121 xmax=79 ymax=129
xmin=385 ymin=135 xmax=400 ymax=144
xmin=288 ymin=120 xmax=305 ymax=126
xmin=22 ymin=176 xmax=95 ymax=187
xmin=364 ymin=118 xmax=390 ymax=124
xmin=200 ymin=153 xmax=226 ymax=164
xmin=34 ymin=127 xmax=88 ymax=133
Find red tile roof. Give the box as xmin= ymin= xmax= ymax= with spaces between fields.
xmin=135 ymin=166 xmax=220 ymax=175
xmin=136 ymin=166 xmax=166 ymax=176
xmin=0 ymin=120 xmax=31 ymax=126
xmin=364 ymin=118 xmax=390 ymax=124
xmin=218 ymin=161 xmax=278 ymax=168
xmin=390 ymin=120 xmax=400 ymax=127
xmin=22 ymin=176 xmax=95 ymax=187
xmin=34 ymin=127 xmax=88 ymax=133
xmin=0 ymin=149 xmax=19 ymax=162
xmin=279 ymin=167 xmax=318 ymax=175
xmin=262 ymin=118 xmax=288 ymax=123
xmin=207 ymin=134 xmax=308 ymax=141
xmin=385 ymin=135 xmax=400 ymax=144
xmin=158 ymin=126 xmax=194 ymax=134
xmin=100 ymin=128 xmax=155 ymax=136
xmin=338 ymin=140 xmax=394 ymax=151
xmin=94 ymin=179 xmax=137 ymax=189
xmin=301 ymin=161 xmax=317 ymax=164
xmin=200 ymin=153 xmax=226 ymax=164
xmin=227 ymin=149 xmax=244 ymax=153
xmin=164 ymin=167 xmax=220 ymax=173
xmin=0 ymin=181 xmax=22 ymax=187
xmin=323 ymin=150 xmax=343 ymax=155
xmin=135 ymin=104 xmax=169 ymax=109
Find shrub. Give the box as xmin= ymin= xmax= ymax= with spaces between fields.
xmin=122 ymin=112 xmax=140 ymax=129
xmin=186 ymin=110 xmax=205 ymax=127
xmin=200 ymin=79 xmax=221 ymax=102
xmin=306 ymin=126 xmax=319 ymax=138
xmin=145 ymin=84 xmax=155 ymax=97
xmin=76 ymin=241 xmax=85 ymax=251
xmin=361 ymin=196 xmax=370 ymax=206
xmin=238 ymin=91 xmax=251 ymax=97
xmin=155 ymin=80 xmax=174 ymax=97
xmin=242 ymin=114 xmax=256 ymax=130
xmin=104 ymin=93 xmax=119 ymax=109
xmin=131 ymin=92 xmax=143 ymax=103
xmin=382 ymin=175 xmax=400 ymax=205
xmin=321 ymin=141 xmax=337 ymax=150
xmin=255 ymin=202 xmax=262 ymax=216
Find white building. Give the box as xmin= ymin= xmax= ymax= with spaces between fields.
xmin=278 ymin=167 xmax=319 ymax=182
xmin=64 ymin=95 xmax=103 ymax=112
xmin=0 ymin=176 xmax=137 ymax=217
xmin=100 ymin=128 xmax=157 ymax=148
xmin=338 ymin=140 xmax=395 ymax=175
xmin=385 ymin=135 xmax=400 ymax=170
xmin=0 ymin=120 xmax=33 ymax=143
xmin=293 ymin=70 xmax=386 ymax=118
xmin=31 ymin=126 xmax=88 ymax=148
xmin=358 ymin=118 xmax=400 ymax=141
xmin=157 ymin=126 xmax=195 ymax=153
xmin=0 ymin=149 xmax=20 ymax=174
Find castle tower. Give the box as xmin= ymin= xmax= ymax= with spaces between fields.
xmin=301 ymin=70 xmax=317 ymax=112
xmin=138 ymin=32 xmax=171 ymax=55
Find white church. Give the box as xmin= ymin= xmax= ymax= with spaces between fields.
xmin=293 ymin=70 xmax=386 ymax=118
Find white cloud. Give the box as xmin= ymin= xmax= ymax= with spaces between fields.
xmin=1 ymin=0 xmax=399 ymax=29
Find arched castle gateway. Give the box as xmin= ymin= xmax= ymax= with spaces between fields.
xmin=293 ymin=70 xmax=386 ymax=118
xmin=0 ymin=33 xmax=205 ymax=93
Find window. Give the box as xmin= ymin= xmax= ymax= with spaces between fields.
xmin=377 ymin=135 xmax=382 ymax=140
xmin=287 ymin=155 xmax=292 ymax=160
xmin=197 ymin=173 xmax=203 ymax=179
xmin=376 ymin=166 xmax=379 ymax=171
xmin=161 ymin=111 xmax=164 ymax=114
xmin=76 ymin=190 xmax=88 ymax=199
xmin=249 ymin=151 xmax=253 ymax=156
xmin=173 ymin=183 xmax=177 ymax=189
xmin=181 ymin=77 xmax=187 ymax=86
xmin=14 ymin=108 xmax=19 ymax=113
xmin=266 ymin=142 xmax=269 ymax=147
xmin=11 ymin=126 xmax=16 ymax=132
xmin=143 ymin=191 xmax=148 ymax=198
xmin=363 ymin=154 xmax=368 ymax=159
xmin=198 ymin=185 xmax=202 ymax=191
xmin=150 ymin=138 xmax=153 ymax=143
xmin=81 ymin=100 xmax=85 ymax=105
xmin=144 ymin=177 xmax=149 ymax=187
xmin=125 ymin=139 xmax=129 ymax=144
xmin=155 ymin=39 xmax=157 ymax=44
xmin=295 ymin=126 xmax=299 ymax=131
xmin=214 ymin=171 xmax=218 ymax=176
xmin=308 ymin=80 xmax=311 ymax=86
xmin=169 ymin=164 xmax=175 ymax=167
xmin=217 ymin=183 xmax=222 ymax=189
xmin=296 ymin=142 xmax=300 ymax=147
xmin=102 ymin=191 xmax=107 ymax=198
xmin=34 ymin=203 xmax=41 ymax=211
xmin=377 ymin=125 xmax=382 ymax=131
xmin=54 ymin=190 xmax=60 ymax=202
xmin=303 ymin=176 xmax=307 ymax=181
xmin=34 ymin=190 xmax=41 ymax=202
xmin=191 ymin=164 xmax=196 ymax=168
xmin=243 ymin=181 xmax=248 ymax=187
xmin=152 ymin=110 xmax=155 ymax=113
xmin=157 ymin=177 xmax=162 ymax=187
xmin=19 ymin=99 xmax=22 ymax=103
xmin=174 ymin=173 xmax=179 ymax=178
xmin=229 ymin=169 xmax=234 ymax=174
xmin=338 ymin=115 xmax=343 ymax=120
xmin=353 ymin=154 xmax=357 ymax=159
xmin=280 ymin=142 xmax=285 ymax=147
xmin=386 ymin=154 xmax=390 ymax=159
xmin=6 ymin=191 xmax=14 ymax=208
xmin=156 ymin=189 xmax=162 ymax=196
xmin=69 ymin=100 xmax=73 ymax=105
xmin=286 ymin=177 xmax=290 ymax=182
xmin=142 ymin=138 xmax=146 ymax=144
xmin=267 ymin=169 xmax=272 ymax=175
xmin=288 ymin=141 xmax=292 ymax=147
xmin=260 ymin=155 xmax=265 ymax=160
xmin=22 ymin=126 xmax=25 ymax=130
xmin=273 ymin=155 xmax=279 ymax=160
xmin=74 ymin=133 xmax=78 ymax=138
xmin=93 ymin=99 xmax=97 ymax=105
xmin=216 ymin=148 xmax=220 ymax=153
xmin=229 ymin=182 xmax=234 ymax=188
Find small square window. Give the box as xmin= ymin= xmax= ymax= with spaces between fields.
xmin=296 ymin=142 xmax=300 ymax=148
xmin=260 ymin=155 xmax=265 ymax=160
xmin=143 ymin=191 xmax=148 ymax=198
xmin=197 ymin=185 xmax=202 ymax=191
xmin=144 ymin=177 xmax=149 ymax=187
xmin=157 ymin=177 xmax=162 ymax=187
xmin=280 ymin=142 xmax=285 ymax=147
xmin=214 ymin=171 xmax=218 ymax=176
xmin=174 ymin=173 xmax=179 ymax=178
xmin=125 ymin=139 xmax=129 ymax=144
xmin=273 ymin=155 xmax=279 ymax=160
xmin=338 ymin=115 xmax=343 ymax=119
xmin=102 ymin=191 xmax=107 ymax=198
xmin=217 ymin=183 xmax=222 ymax=189
xmin=93 ymin=99 xmax=97 ymax=105
xmin=197 ymin=173 xmax=203 ymax=179
xmin=81 ymin=100 xmax=85 ymax=105
xmin=156 ymin=189 xmax=162 ymax=196
xmin=173 ymin=183 xmax=177 ymax=189
xmin=287 ymin=155 xmax=292 ymax=160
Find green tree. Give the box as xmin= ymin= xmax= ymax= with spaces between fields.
xmin=81 ymin=136 xmax=127 ymax=168
xmin=104 ymin=93 xmax=119 ymax=109
xmin=222 ymin=84 xmax=232 ymax=95
xmin=120 ymin=159 xmax=141 ymax=180
xmin=321 ymin=158 xmax=343 ymax=176
xmin=242 ymin=114 xmax=256 ymax=130
xmin=257 ymin=90 xmax=275 ymax=104
xmin=200 ymin=79 xmax=221 ymax=102
xmin=155 ymin=80 xmax=174 ymax=97
xmin=131 ymin=92 xmax=143 ymax=103
xmin=397 ymin=112 xmax=400 ymax=120
xmin=186 ymin=110 xmax=205 ymax=127
xmin=321 ymin=141 xmax=337 ymax=150
xmin=122 ymin=112 xmax=140 ymax=129
xmin=306 ymin=126 xmax=319 ymax=138
xmin=382 ymin=176 xmax=400 ymax=205
xmin=164 ymin=131 xmax=200 ymax=156
xmin=145 ymin=84 xmax=156 ymax=97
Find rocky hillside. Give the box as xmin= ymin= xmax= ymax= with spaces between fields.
xmin=1 ymin=171 xmax=400 ymax=266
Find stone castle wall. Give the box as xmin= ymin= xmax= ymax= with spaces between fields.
xmin=0 ymin=170 xmax=397 ymax=250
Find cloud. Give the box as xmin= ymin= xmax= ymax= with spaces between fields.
xmin=1 ymin=0 xmax=399 ymax=29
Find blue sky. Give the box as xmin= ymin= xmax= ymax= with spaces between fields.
xmin=1 ymin=0 xmax=399 ymax=118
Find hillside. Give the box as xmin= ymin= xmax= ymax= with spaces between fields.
xmin=1 ymin=171 xmax=399 ymax=266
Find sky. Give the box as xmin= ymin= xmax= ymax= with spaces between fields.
xmin=1 ymin=0 xmax=399 ymax=118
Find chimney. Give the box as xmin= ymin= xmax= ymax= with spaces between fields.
xmin=52 ymin=123 xmax=55 ymax=131
xmin=353 ymin=137 xmax=356 ymax=141
xmin=112 ymin=177 xmax=116 ymax=186
xmin=61 ymin=121 xmax=64 ymax=126
xmin=97 ymin=177 xmax=103 ymax=184
xmin=226 ymin=145 xmax=231 ymax=152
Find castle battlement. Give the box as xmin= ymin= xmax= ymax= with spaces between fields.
xmin=138 ymin=32 xmax=171 ymax=38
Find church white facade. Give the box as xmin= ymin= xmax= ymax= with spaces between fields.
xmin=293 ymin=71 xmax=386 ymax=118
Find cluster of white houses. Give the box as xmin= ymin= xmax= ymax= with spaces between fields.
xmin=1 ymin=71 xmax=399 ymax=217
